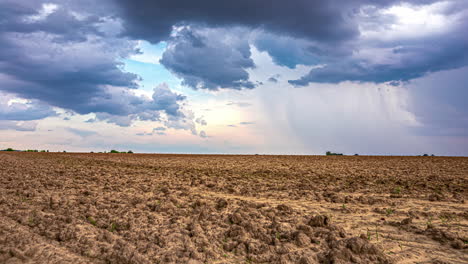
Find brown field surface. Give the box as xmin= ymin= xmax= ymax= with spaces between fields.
xmin=0 ymin=152 xmax=467 ymax=264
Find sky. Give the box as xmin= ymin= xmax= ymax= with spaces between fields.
xmin=0 ymin=0 xmax=467 ymax=155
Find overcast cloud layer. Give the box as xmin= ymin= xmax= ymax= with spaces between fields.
xmin=0 ymin=0 xmax=467 ymax=154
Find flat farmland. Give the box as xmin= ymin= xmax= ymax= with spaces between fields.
xmin=0 ymin=153 xmax=467 ymax=264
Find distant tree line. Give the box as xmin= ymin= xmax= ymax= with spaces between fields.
xmin=324 ymin=151 xmax=435 ymax=156
xmin=109 ymin=150 xmax=134 ymax=154
xmin=0 ymin=148 xmax=134 ymax=153
xmin=326 ymin=151 xmax=343 ymax=156
xmin=1 ymin=148 xmax=49 ymax=152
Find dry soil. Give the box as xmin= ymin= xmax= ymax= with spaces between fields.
xmin=0 ymin=153 xmax=467 ymax=263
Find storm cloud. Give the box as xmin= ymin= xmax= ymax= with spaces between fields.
xmin=0 ymin=0 xmax=189 ymax=127
xmin=160 ymin=27 xmax=256 ymax=90
xmin=288 ymin=5 xmax=468 ymax=86
xmin=113 ymin=0 xmax=367 ymax=43
xmin=110 ymin=0 xmax=468 ymax=89
xmin=4 ymin=0 xmax=465 ymax=96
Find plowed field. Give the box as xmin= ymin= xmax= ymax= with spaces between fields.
xmin=1 ymin=153 xmax=467 ymax=263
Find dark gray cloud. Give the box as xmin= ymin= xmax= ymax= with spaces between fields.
xmin=150 ymin=83 xmax=186 ymax=116
xmin=0 ymin=0 xmax=189 ymax=127
xmin=240 ymin=122 xmax=255 ymax=125
xmin=113 ymin=0 xmax=369 ymax=44
xmin=253 ymin=33 xmax=324 ymax=69
xmin=0 ymin=19 xmax=138 ymax=115
xmin=113 ymin=0 xmax=447 ymax=44
xmin=160 ymin=27 xmax=256 ymax=90
xmin=0 ymin=1 xmax=101 ymax=42
xmin=289 ymin=34 xmax=468 ymax=86
xmin=288 ymin=2 xmax=468 ymax=86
